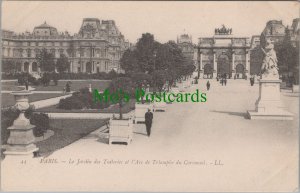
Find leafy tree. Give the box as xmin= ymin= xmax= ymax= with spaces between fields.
xmin=152 ymin=70 xmax=168 ymax=92
xmin=2 ymin=60 xmax=15 ymax=73
xmin=120 ymin=33 xmax=195 ymax=89
xmin=275 ymin=33 xmax=299 ymax=84
xmin=108 ymin=77 xmax=134 ymax=119
xmin=129 ymin=72 xmax=152 ymax=89
xmin=56 ymin=54 xmax=69 ymax=73
xmin=120 ymin=49 xmax=139 ymax=73
xmin=36 ymin=48 xmax=55 ymax=72
xmin=135 ymin=33 xmax=160 ymax=73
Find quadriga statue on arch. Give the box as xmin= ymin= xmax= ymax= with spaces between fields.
xmin=260 ymin=39 xmax=279 ymax=80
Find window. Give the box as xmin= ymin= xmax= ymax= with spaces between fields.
xmin=50 ymin=49 xmax=55 ymax=56
xmin=27 ymin=49 xmax=31 ymax=58
xmin=91 ymin=48 xmax=95 ymax=57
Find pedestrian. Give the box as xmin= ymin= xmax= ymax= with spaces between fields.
xmin=66 ymin=82 xmax=71 ymax=92
xmin=25 ymin=77 xmax=29 ymax=90
xmin=224 ymin=78 xmax=227 ymax=86
xmin=145 ymin=109 xmax=153 ymax=137
xmin=206 ymin=80 xmax=210 ymax=90
xmin=250 ymin=76 xmax=254 ymax=86
xmin=221 ymin=78 xmax=224 ymax=86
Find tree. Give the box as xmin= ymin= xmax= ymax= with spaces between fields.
xmin=275 ymin=34 xmax=299 ymax=84
xmin=108 ymin=77 xmax=134 ymax=119
xmin=152 ymin=70 xmax=168 ymax=92
xmin=120 ymin=49 xmax=139 ymax=73
xmin=2 ymin=60 xmax=15 ymax=73
xmin=135 ymin=33 xmax=161 ymax=73
xmin=36 ymin=48 xmax=55 ymax=72
xmin=56 ymin=54 xmax=69 ymax=73
xmin=120 ymin=33 xmax=195 ymax=88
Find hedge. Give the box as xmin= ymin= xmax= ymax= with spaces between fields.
xmin=1 ymin=107 xmax=50 ymax=144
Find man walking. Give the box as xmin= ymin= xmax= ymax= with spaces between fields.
xmin=145 ymin=109 xmax=153 ymax=137
xmin=206 ymin=80 xmax=210 ymax=91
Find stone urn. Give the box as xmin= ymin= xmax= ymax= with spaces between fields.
xmin=4 ymin=91 xmax=39 ymax=158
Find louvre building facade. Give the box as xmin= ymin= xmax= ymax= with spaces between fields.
xmin=1 ymin=18 xmax=131 ymax=74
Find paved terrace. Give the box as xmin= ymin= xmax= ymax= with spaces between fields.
xmin=1 ymin=79 xmax=299 ymax=192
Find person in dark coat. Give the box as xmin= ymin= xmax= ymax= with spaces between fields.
xmin=66 ymin=82 xmax=71 ymax=92
xmin=224 ymin=78 xmax=227 ymax=86
xmin=25 ymin=78 xmax=29 ymax=90
xmin=145 ymin=109 xmax=153 ymax=137
xmin=206 ymin=80 xmax=210 ymax=91
xmin=250 ymin=76 xmax=254 ymax=86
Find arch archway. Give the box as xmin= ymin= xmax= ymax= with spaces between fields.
xmin=235 ymin=64 xmax=245 ymax=79
xmin=24 ymin=62 xmax=29 ymax=72
xmin=32 ymin=62 xmax=38 ymax=72
xmin=86 ymin=62 xmax=92 ymax=73
xmin=203 ymin=64 xmax=213 ymax=79
xmin=217 ymin=54 xmax=230 ymax=78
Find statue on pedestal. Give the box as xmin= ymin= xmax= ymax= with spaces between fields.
xmin=247 ymin=39 xmax=293 ymax=120
xmin=260 ymin=40 xmax=279 ymax=80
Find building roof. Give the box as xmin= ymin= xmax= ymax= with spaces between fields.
xmin=34 ymin=21 xmax=56 ymax=29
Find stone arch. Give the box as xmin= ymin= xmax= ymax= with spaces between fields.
xmin=203 ymin=64 xmax=213 ymax=79
xmin=217 ymin=54 xmax=230 ymax=77
xmin=24 ymin=62 xmax=30 ymax=72
xmin=236 ymin=64 xmax=245 ymax=74
xmin=86 ymin=62 xmax=92 ymax=73
xmin=235 ymin=63 xmax=245 ymax=79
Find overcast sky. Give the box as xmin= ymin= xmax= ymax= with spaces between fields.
xmin=2 ymin=1 xmax=299 ymax=43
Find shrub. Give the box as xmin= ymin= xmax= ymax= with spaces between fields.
xmin=58 ymin=97 xmax=85 ymax=110
xmin=41 ymin=73 xmax=51 ymax=86
xmin=30 ymin=113 xmax=49 ymax=137
xmin=1 ymin=107 xmax=49 ymax=144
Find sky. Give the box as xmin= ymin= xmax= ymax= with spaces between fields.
xmin=1 ymin=1 xmax=299 ymax=43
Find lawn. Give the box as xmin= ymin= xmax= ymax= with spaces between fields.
xmin=36 ymin=99 xmax=136 ymax=114
xmin=1 ymin=80 xmax=111 ymax=92
xmin=1 ymin=93 xmax=68 ymax=108
xmin=1 ymin=81 xmax=23 ymax=91
xmin=36 ymin=119 xmax=108 ymax=157
xmin=34 ymin=80 xmax=111 ymax=92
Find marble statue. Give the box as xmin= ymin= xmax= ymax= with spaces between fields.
xmin=260 ymin=40 xmax=279 ymax=79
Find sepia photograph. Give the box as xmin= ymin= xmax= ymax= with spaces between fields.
xmin=0 ymin=1 xmax=299 ymax=192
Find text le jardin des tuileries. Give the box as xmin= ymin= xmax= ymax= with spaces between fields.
xmin=36 ymin=158 xmax=223 ymax=167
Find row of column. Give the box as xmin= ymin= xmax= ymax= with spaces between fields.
xmin=69 ymin=60 xmax=111 ymax=73
xmin=198 ymin=50 xmax=250 ymax=78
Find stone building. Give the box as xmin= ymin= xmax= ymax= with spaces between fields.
xmin=287 ymin=18 xmax=300 ymax=47
xmin=250 ymin=19 xmax=300 ymax=76
xmin=196 ymin=25 xmax=251 ymax=79
xmin=177 ymin=34 xmax=194 ymax=60
xmin=1 ymin=18 xmax=131 ymax=74
xmin=260 ymin=20 xmax=286 ymax=46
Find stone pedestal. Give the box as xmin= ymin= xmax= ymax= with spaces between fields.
xmin=4 ymin=91 xmax=39 ymax=158
xmin=213 ymin=71 xmax=217 ymax=79
xmin=247 ymin=79 xmax=293 ymax=120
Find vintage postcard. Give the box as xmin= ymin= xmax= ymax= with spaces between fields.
xmin=1 ymin=1 xmax=299 ymax=192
